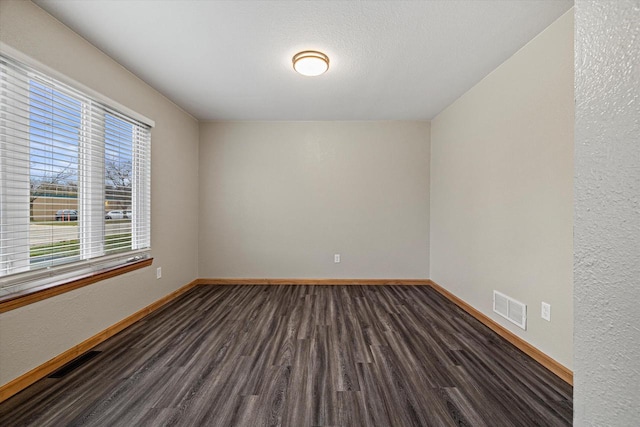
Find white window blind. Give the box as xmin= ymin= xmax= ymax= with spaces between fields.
xmin=0 ymin=51 xmax=152 ymax=297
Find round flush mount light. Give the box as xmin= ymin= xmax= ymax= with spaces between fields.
xmin=292 ymin=50 xmax=329 ymax=76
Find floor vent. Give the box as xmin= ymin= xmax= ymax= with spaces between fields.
xmin=493 ymin=291 xmax=527 ymax=330
xmin=48 ymin=350 xmax=102 ymax=378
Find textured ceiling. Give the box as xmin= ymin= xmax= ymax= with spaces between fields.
xmin=34 ymin=0 xmax=573 ymax=121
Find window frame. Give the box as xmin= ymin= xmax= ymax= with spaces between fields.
xmin=0 ymin=43 xmax=154 ymax=306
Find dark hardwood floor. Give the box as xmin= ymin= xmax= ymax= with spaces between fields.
xmin=0 ymin=285 xmax=572 ymax=426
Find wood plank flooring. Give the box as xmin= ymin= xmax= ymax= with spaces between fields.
xmin=0 ymin=285 xmax=573 ymax=426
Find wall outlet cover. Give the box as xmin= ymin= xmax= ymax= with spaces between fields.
xmin=541 ymin=302 xmax=551 ymax=321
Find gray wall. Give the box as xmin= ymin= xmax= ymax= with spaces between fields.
xmin=430 ymin=11 xmax=574 ymax=368
xmin=0 ymin=1 xmax=200 ymax=385
xmin=198 ymin=121 xmax=430 ymax=279
xmin=574 ymin=0 xmax=640 ymax=424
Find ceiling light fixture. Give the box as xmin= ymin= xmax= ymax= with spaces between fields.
xmin=292 ymin=50 xmax=329 ymax=76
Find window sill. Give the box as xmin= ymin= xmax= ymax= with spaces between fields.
xmin=0 ymin=258 xmax=153 ymax=313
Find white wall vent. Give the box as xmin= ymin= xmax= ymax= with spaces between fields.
xmin=493 ymin=291 xmax=527 ymax=330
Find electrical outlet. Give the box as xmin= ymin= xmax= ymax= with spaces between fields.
xmin=541 ymin=302 xmax=551 ymax=321
xmin=156 ymin=267 xmax=162 ymax=279
xmin=334 ymin=254 xmax=341 ymax=263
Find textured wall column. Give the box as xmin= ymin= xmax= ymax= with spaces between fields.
xmin=574 ymin=1 xmax=640 ymax=424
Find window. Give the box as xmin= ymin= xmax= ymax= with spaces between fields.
xmin=0 ymin=51 xmax=152 ymax=298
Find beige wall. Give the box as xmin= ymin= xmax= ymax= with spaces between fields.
xmin=198 ymin=121 xmax=430 ymax=279
xmin=0 ymin=1 xmax=199 ymax=386
xmin=430 ymin=11 xmax=574 ymax=368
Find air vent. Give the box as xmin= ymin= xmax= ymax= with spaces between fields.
xmin=493 ymin=291 xmax=526 ymax=330
xmin=48 ymin=350 xmax=101 ymax=378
